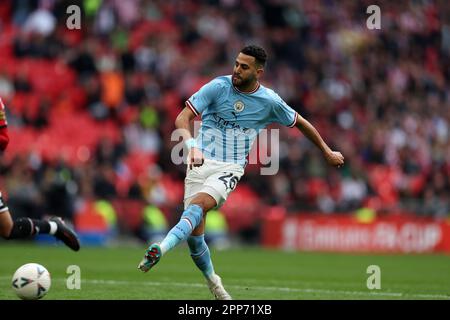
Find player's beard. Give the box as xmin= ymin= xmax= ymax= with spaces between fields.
xmin=232 ymin=74 xmax=256 ymax=91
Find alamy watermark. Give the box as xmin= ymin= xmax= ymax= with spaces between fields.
xmin=366 ymin=5 xmax=381 ymax=30
xmin=66 ymin=265 xmax=81 ymax=290
xmin=170 ymin=121 xmax=280 ymax=175
xmin=66 ymin=5 xmax=81 ymax=30
xmin=366 ymin=265 xmax=381 ymax=290
xmin=65 ymin=4 xmax=381 ymax=31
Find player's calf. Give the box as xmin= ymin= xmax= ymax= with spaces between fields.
xmin=159 ymin=204 xmax=203 ymax=254
xmin=187 ymin=234 xmax=215 ymax=281
xmin=6 ymin=217 xmax=36 ymax=239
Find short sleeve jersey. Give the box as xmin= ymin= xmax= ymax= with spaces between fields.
xmin=185 ymin=75 xmax=298 ymax=167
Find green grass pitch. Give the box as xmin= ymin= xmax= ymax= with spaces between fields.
xmin=1 ymin=242 xmax=449 ymax=300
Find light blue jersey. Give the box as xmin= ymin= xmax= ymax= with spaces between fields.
xmin=185 ymin=75 xmax=298 ymax=167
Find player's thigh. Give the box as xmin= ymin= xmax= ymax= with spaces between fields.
xmin=184 ymin=160 xmax=219 ymax=209
xmin=203 ymin=166 xmax=244 ymax=208
xmin=184 ymin=168 xmax=207 ymax=209
xmin=0 ymin=210 xmax=13 ymax=238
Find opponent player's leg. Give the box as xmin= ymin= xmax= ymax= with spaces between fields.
xmin=0 ymin=193 xmax=80 ymax=251
xmin=138 ymin=192 xmax=216 ymax=272
xmin=0 ymin=208 xmax=13 ymax=238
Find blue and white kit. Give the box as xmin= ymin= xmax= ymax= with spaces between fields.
xmin=184 ymin=75 xmax=298 ymax=207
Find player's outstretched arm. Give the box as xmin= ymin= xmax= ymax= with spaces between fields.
xmin=295 ymin=114 xmax=344 ymax=168
xmin=175 ymin=107 xmax=204 ymax=169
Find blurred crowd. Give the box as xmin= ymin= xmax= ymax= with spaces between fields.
xmin=0 ymin=0 xmax=449 ymax=237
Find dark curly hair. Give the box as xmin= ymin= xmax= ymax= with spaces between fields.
xmin=240 ymin=45 xmax=267 ymax=67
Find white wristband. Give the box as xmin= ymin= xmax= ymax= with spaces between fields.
xmin=185 ymin=138 xmax=197 ymax=149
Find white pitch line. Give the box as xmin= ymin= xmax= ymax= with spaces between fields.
xmin=2 ymin=276 xmax=449 ymax=299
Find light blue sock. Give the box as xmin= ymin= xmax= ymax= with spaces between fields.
xmin=187 ymin=234 xmax=215 ymax=281
xmin=159 ymin=204 xmax=203 ymax=255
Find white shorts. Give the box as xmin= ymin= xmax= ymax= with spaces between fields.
xmin=184 ymin=158 xmax=245 ymax=209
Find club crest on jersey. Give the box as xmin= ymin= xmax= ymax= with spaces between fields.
xmin=234 ymin=101 xmax=245 ymax=113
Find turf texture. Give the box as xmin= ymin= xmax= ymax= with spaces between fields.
xmin=1 ymin=242 xmax=449 ymax=300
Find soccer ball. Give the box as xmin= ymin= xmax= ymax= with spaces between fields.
xmin=11 ymin=263 xmax=51 ymax=300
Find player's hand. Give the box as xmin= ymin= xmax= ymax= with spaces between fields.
xmin=324 ymin=150 xmax=344 ymax=168
xmin=188 ymin=147 xmax=204 ymax=169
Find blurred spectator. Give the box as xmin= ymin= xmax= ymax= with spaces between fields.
xmin=13 ymin=70 xmax=32 ymax=93
xmin=0 ymin=73 xmax=14 ymax=100
xmin=23 ymin=4 xmax=56 ymax=37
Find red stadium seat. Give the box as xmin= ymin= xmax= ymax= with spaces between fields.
xmin=74 ymin=200 xmax=109 ymax=233
xmin=123 ymin=151 xmax=157 ymax=179
xmin=367 ymin=165 xmax=400 ymax=206
xmin=160 ymin=175 xmax=184 ymax=204
xmin=111 ymin=198 xmax=146 ymax=231
xmin=307 ymin=178 xmax=328 ymax=200
xmin=221 ymin=185 xmax=261 ymax=233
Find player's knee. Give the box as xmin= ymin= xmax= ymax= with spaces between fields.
xmin=0 ymin=219 xmax=13 ymax=239
xmin=188 ymin=201 xmax=207 ymax=215
xmin=189 ymin=194 xmax=217 ymax=214
xmin=187 ymin=235 xmax=205 ymax=251
xmin=182 ymin=204 xmax=203 ymax=228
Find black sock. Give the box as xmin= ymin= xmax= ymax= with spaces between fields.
xmin=32 ymin=219 xmax=51 ymax=234
xmin=8 ymin=218 xmax=51 ymax=239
